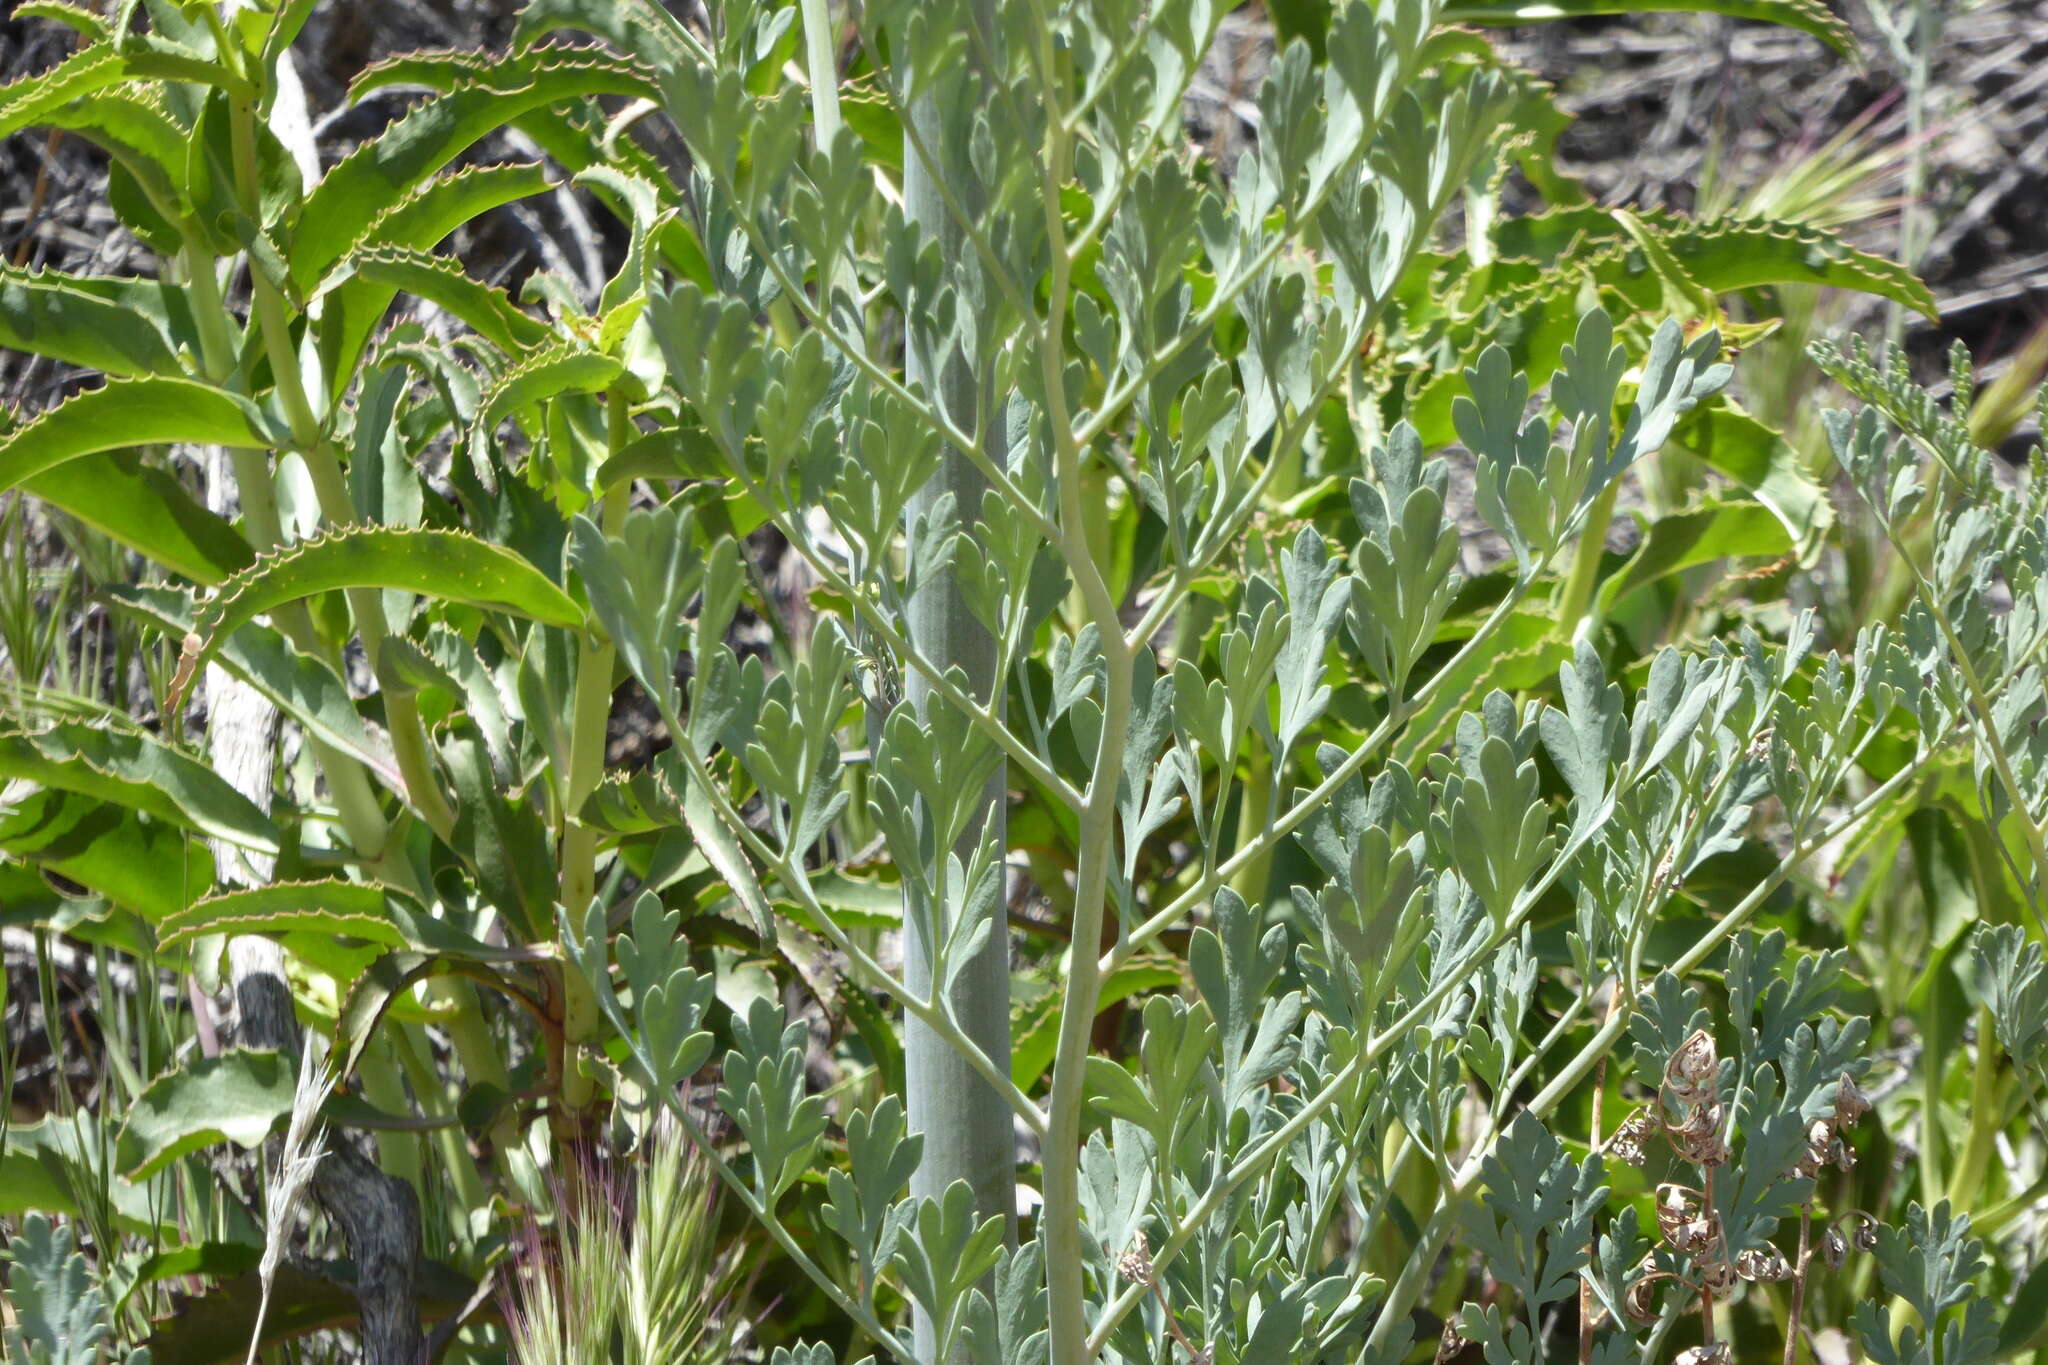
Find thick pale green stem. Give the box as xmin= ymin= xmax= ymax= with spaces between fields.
xmin=251 ymin=273 xmax=458 ymax=844
xmin=178 ymin=244 xmax=240 ymax=385
xmin=355 ymin=1038 xmax=424 ymax=1195
xmin=391 ymin=1020 xmax=487 ymax=1245
xmin=557 ymin=395 xmax=634 ymax=1116
xmin=181 ymin=234 xmax=393 ymax=859
xmin=902 ymin=14 xmax=1016 ymax=1362
xmin=1946 ymin=1005 xmax=2003 ymax=1207
xmin=1555 ymin=481 xmax=1618 ymax=644
xmin=226 ymin=95 xmax=518 ymax=1180
xmin=230 ymin=88 xmax=458 ymax=846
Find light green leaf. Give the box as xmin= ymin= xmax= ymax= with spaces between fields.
xmin=1673 ymin=399 xmax=1835 ymax=544
xmin=0 ymin=377 xmax=272 ymax=493
xmin=117 ymin=1050 xmax=297 ymax=1179
xmin=1011 ymin=956 xmax=1183 ymax=1090
xmin=109 ymin=585 xmax=400 ymax=786
xmin=0 ymin=263 xmax=183 ymax=375
xmin=317 ymin=163 xmax=558 ymax=388
xmin=0 ymin=723 xmax=277 ymax=853
xmin=0 ymin=1118 xmax=177 ymax=1234
xmin=0 ymin=788 xmax=212 ymax=920
xmin=167 ymin=525 xmax=582 ymax=714
xmin=1491 ymin=207 xmax=1933 ymax=319
xmin=0 ymin=42 xmax=132 ymax=140
xmin=480 ymin=343 xmax=625 ymax=426
xmin=1595 ymin=498 xmax=1795 ymax=613
xmin=22 ymin=452 xmax=254 ymax=584
xmin=292 ymin=51 xmax=656 ymax=292
xmin=348 ymin=244 xmax=552 ymax=354
xmin=14 ymin=2 xmax=111 ymax=40
xmin=680 ymin=762 xmax=776 ymax=944
xmin=158 ymin=878 xmax=519 ymax=980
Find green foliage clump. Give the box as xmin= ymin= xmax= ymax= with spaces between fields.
xmin=2 ymin=1 xmax=2047 ymax=1364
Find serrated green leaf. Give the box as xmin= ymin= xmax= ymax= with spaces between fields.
xmin=1491 ymin=207 xmax=1932 ymax=318
xmin=0 ymin=722 xmax=277 ymax=853
xmin=1011 ymin=956 xmax=1183 ymax=1090
xmin=349 ymin=245 xmax=552 ymax=354
xmin=167 ymin=525 xmax=582 ymax=713
xmin=156 ymin=878 xmax=517 ymax=983
xmin=0 ymin=377 xmax=272 ymax=493
xmin=293 ymin=53 xmax=655 ymax=292
xmin=317 ymin=162 xmax=558 ymax=391
xmin=109 ymin=585 xmax=400 ymax=786
xmin=679 ymin=762 xmax=776 ymax=944
xmin=1595 ymin=497 xmax=1794 ymax=613
xmin=0 ymin=263 xmax=183 ymax=376
xmin=0 ymin=42 xmax=131 ymax=140
xmin=1673 ymin=399 xmax=1835 ymax=544
xmin=336 ymin=951 xmax=453 ymax=1080
xmin=0 ymin=787 xmax=213 ymax=920
xmin=116 ymin=1050 xmax=296 ymax=1179
xmin=480 ymin=343 xmax=625 ymax=426
xmin=14 ymin=1 xmax=111 ymax=39
xmin=22 ymin=452 xmax=254 ymax=584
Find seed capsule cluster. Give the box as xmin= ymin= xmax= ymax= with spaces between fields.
xmin=1607 ymin=1032 xmax=1879 ymax=1354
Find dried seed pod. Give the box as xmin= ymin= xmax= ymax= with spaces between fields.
xmin=1674 ymin=1215 xmax=1720 ymax=1256
xmin=1624 ymin=1273 xmax=1667 ymax=1323
xmin=1117 ymin=1230 xmax=1153 ymax=1285
xmin=1834 ymin=1073 xmax=1870 ymax=1125
xmin=1700 ymin=1256 xmax=1738 ymax=1296
xmin=1676 ymin=1344 xmax=1731 ymax=1365
xmin=1852 ymin=1217 xmax=1879 ymax=1252
xmin=1822 ymin=1226 xmax=1848 ymax=1271
xmin=1434 ymin=1317 xmax=1465 ymax=1364
xmin=1670 ymin=1102 xmax=1730 ymax=1166
xmin=1665 ymin=1029 xmax=1719 ymax=1104
xmin=1736 ymin=1247 xmax=1793 ymax=1282
xmin=1657 ymin=1185 xmax=1701 ymax=1243
xmin=1611 ymin=1109 xmax=1658 ymax=1167
xmin=1831 ymin=1137 xmax=1856 ymax=1172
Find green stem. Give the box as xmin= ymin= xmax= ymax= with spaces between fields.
xmin=1013 ymin=16 xmax=1139 ymax=1360
xmin=229 ymin=90 xmax=458 ymax=847
xmin=556 ymin=394 xmax=634 ymax=1116
xmin=424 ymin=981 xmax=521 ymax=1169
xmin=353 ymin=1037 xmax=424 ymax=1194
xmin=223 ymin=95 xmax=516 ymax=1185
xmin=391 ymin=1020 xmax=487 ymax=1247
xmin=1945 ymin=1005 xmax=2002 ymax=1208
xmin=177 ymin=244 xmax=240 ymax=385
xmin=900 ymin=19 xmax=1018 ymax=1361
xmin=1555 ymin=481 xmax=1617 ymax=644
xmin=1225 ymin=755 xmax=1275 ymax=909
